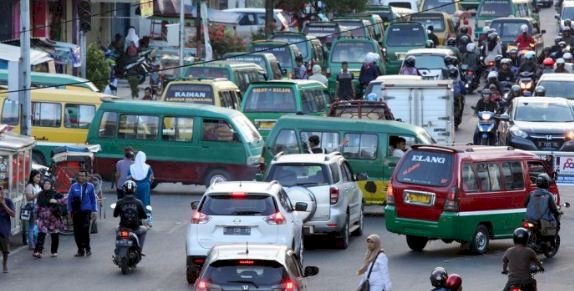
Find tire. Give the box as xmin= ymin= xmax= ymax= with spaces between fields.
xmin=32 ymin=152 xmax=46 ymax=166
xmin=406 ymin=235 xmax=428 ymax=252
xmin=470 ymin=225 xmax=490 ymax=255
xmin=335 ymin=216 xmax=350 ymax=249
xmin=203 ymin=170 xmax=230 ymax=187
xmin=120 ymin=257 xmax=128 ymax=275
xmin=352 ymin=206 xmax=364 ymax=237
xmin=544 ymin=234 xmax=560 ymax=258
xmin=186 ymin=265 xmax=200 ymax=284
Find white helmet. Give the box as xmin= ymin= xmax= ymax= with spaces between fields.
xmin=557 ymin=58 xmax=566 ymax=65
xmin=487 ymin=71 xmax=498 ymax=79
xmin=466 ymin=43 xmax=476 ymax=53
xmin=521 ymin=24 xmax=528 ymax=33
xmin=564 ymin=52 xmax=573 ymax=61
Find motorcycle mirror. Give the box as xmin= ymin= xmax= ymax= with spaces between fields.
xmin=564 ymin=202 xmax=571 ymax=208
xmin=110 ymin=203 xmax=116 ymax=209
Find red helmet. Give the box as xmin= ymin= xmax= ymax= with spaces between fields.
xmin=543 ymin=57 xmax=555 ymax=67
xmin=445 ymin=274 xmax=463 ymax=290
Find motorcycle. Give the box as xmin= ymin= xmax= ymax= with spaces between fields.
xmin=461 ymin=64 xmax=479 ymax=94
xmin=518 ymin=71 xmax=536 ymax=96
xmin=505 ymin=264 xmax=543 ymax=291
xmin=114 ymin=49 xmax=154 ymax=85
xmin=110 ymin=203 xmax=152 ymax=274
xmin=472 ymin=109 xmax=498 ymax=145
xmin=522 ymin=202 xmax=570 ymax=258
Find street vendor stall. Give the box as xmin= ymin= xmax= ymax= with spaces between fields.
xmin=0 ymin=126 xmax=36 ymax=236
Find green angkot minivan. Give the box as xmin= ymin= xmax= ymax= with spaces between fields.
xmin=87 ymin=99 xmax=263 ymax=187
xmin=383 ymin=22 xmax=429 ymax=75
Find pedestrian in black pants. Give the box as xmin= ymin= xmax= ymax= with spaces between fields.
xmin=67 ymin=169 xmax=98 ymax=257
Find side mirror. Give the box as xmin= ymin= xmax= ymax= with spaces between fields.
xmin=295 ymin=202 xmax=308 ymax=212
xmin=304 ymin=266 xmax=319 ymax=277
xmin=541 ymin=29 xmax=546 ymax=34
xmin=497 ymin=113 xmax=510 ymax=121
xmin=355 ymin=173 xmax=369 ymax=181
xmin=564 ymin=202 xmax=571 ymax=208
xmin=191 ymin=201 xmax=200 ymax=210
xmin=281 ymin=68 xmax=288 ymax=75
xmin=110 ymin=203 xmax=116 ymax=209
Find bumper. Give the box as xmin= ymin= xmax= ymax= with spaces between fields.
xmin=385 ymin=60 xmax=401 ymax=75
xmin=304 ymin=208 xmax=346 ymax=235
xmin=509 ymin=136 xmax=574 ymax=152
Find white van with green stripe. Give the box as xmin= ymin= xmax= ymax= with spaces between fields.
xmin=385 ymin=145 xmax=561 ymax=254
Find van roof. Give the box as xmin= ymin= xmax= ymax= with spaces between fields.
xmin=0 ymin=70 xmax=99 ymax=92
xmin=275 ymin=115 xmax=428 ymax=135
xmin=0 ymin=87 xmax=109 ymax=103
xmin=224 ymin=52 xmax=277 ymax=61
xmin=99 ymin=99 xmax=243 ymax=117
xmin=410 ymin=144 xmax=541 ymax=160
xmin=407 ymin=48 xmax=455 ymax=56
xmin=166 ymin=79 xmax=238 ymax=88
xmin=189 ymin=60 xmax=264 ymax=69
xmin=249 ymin=80 xmax=327 ymax=88
xmin=271 ymin=31 xmax=317 ymax=40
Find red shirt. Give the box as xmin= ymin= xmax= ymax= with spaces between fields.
xmin=515 ymin=34 xmax=534 ymax=50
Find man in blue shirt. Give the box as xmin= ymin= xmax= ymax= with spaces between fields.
xmin=67 ymin=169 xmax=98 ymax=257
xmin=0 ymin=186 xmax=15 ymax=273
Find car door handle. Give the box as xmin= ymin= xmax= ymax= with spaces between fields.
xmin=387 ymin=162 xmax=396 ymax=167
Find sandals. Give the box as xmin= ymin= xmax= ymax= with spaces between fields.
xmin=33 ymin=252 xmax=42 ymax=259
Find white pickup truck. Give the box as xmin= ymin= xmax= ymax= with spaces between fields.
xmin=365 ymin=75 xmax=455 ymax=145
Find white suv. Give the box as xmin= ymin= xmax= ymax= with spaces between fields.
xmin=265 ymin=152 xmax=364 ymax=249
xmin=185 ymin=181 xmax=306 ymax=284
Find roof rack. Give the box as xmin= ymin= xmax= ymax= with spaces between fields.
xmin=410 ymin=144 xmax=460 ymax=153
xmin=464 ymin=146 xmax=514 ymax=152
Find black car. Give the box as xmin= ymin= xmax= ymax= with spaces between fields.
xmin=497 ymin=97 xmax=574 ymax=152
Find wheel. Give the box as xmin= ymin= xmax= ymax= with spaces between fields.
xmin=544 ymin=234 xmax=560 ymax=258
xmin=186 ymin=265 xmax=200 ymax=284
xmin=470 ymin=225 xmax=490 ymax=255
xmin=406 ymin=235 xmax=428 ymax=252
xmin=32 ymin=152 xmax=46 ymax=166
xmin=480 ymin=137 xmax=489 ymax=145
xmin=352 ymin=206 xmax=364 ymax=236
xmin=335 ymin=216 xmax=350 ymax=249
xmin=120 ymin=257 xmax=128 ymax=275
xmin=204 ymin=170 xmax=230 ymax=187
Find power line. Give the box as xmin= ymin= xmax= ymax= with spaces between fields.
xmin=0 ymin=1 xmax=464 ymax=95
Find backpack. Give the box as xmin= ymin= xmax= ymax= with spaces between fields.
xmin=126 ymin=43 xmax=138 ymax=57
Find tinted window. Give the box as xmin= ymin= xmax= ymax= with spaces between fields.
xmin=386 ymin=25 xmax=426 ymax=47
xmin=300 ymin=131 xmax=340 ymax=153
xmin=203 ymin=260 xmax=287 ymax=287
xmin=98 ymin=112 xmax=118 ymax=137
xmin=1 ymin=99 xmax=19 ymax=125
xmin=271 ymin=36 xmax=309 ymax=59
xmin=535 ymin=81 xmax=574 ymax=99
xmin=202 ymin=119 xmax=234 ymax=142
xmin=396 ymin=151 xmax=453 ymax=186
xmin=186 ymin=67 xmax=229 ymax=79
xmin=330 ymin=163 xmax=341 ymax=183
xmin=64 ymin=104 xmax=95 ymax=128
xmin=422 ymin=0 xmax=456 ymax=14
xmin=462 ymin=163 xmax=478 ymax=192
xmin=388 ymin=1 xmax=413 ymax=8
xmin=162 ymin=117 xmax=194 ymax=142
xmin=301 ymin=89 xmax=326 ymax=113
xmin=32 ymin=102 xmax=61 ymax=127
xmin=118 ymin=114 xmax=159 ymax=140
xmin=562 ymin=6 xmax=574 ymax=19
xmin=243 ymin=87 xmax=296 ymax=113
xmin=266 ymin=163 xmax=330 ymax=187
xmin=478 ymin=0 xmax=512 ymax=17
xmin=331 ymin=41 xmax=376 ymax=63
xmin=342 ymin=133 xmax=378 ymax=160
xmin=201 ymin=194 xmax=276 ymax=215
xmin=410 ymin=15 xmax=445 ymax=32
xmin=252 ymin=45 xmax=293 ymax=69
xmin=527 ymin=161 xmax=547 ymax=184
xmin=273 ymin=129 xmax=298 ymax=154
xmin=502 ymin=161 xmax=525 ymax=190
xmin=408 ymin=55 xmax=445 ymax=69
xmin=476 ymin=163 xmax=503 ymax=192
xmin=305 ymin=25 xmax=338 ymax=44
xmin=163 ymin=83 xmax=214 ymax=104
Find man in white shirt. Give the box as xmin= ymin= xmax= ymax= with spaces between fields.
xmin=390 ymin=136 xmax=406 ymax=158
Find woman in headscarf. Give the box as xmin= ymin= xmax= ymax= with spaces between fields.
xmin=357 ymin=234 xmax=392 ymax=291
xmin=33 ymin=180 xmax=65 ymax=258
xmin=128 ymin=151 xmax=154 ymax=208
xmin=124 ymin=27 xmax=140 ymax=52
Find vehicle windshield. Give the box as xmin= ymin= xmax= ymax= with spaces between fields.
xmin=388 ymin=1 xmax=414 ymax=9
xmin=233 ymin=115 xmax=262 ymax=143
xmin=203 ymin=260 xmax=286 ymax=288
xmin=305 ymin=25 xmax=338 ymax=44
xmin=200 ymin=194 xmax=276 ymax=216
xmin=271 ymin=36 xmax=309 ymax=59
xmin=562 ymin=7 xmax=574 ymax=19
xmin=514 ymin=102 xmax=574 ymax=122
xmin=331 ymin=41 xmax=376 ymax=63
xmin=396 ymin=150 xmax=453 ymax=186
xmin=410 ymin=15 xmax=445 ymax=32
xmin=253 ymin=45 xmax=293 ymax=69
xmin=386 ymin=25 xmax=426 ymax=47
xmin=266 ymin=163 xmax=330 ymax=187
xmin=478 ymin=0 xmax=512 ymax=18
xmin=336 ymin=21 xmax=368 ymax=37
xmin=490 ymin=21 xmax=531 ymax=40
xmin=225 ymin=55 xmax=267 ymax=70
xmin=162 ymin=84 xmax=214 ymax=104
xmin=186 ymin=67 xmax=229 ymax=79
xmin=537 ymin=80 xmax=574 ymax=99
xmin=421 ymin=0 xmax=456 ymax=14
xmin=409 ymin=55 xmax=446 ymax=69
xmin=243 ymin=87 xmax=296 ymax=113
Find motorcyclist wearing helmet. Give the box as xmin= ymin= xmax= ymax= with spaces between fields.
xmin=534 ymin=85 xmax=545 ymax=96
xmin=427 ymin=25 xmax=440 ymax=47
xmin=524 ymin=173 xmax=560 ymax=231
xmin=537 ymin=47 xmax=552 ymax=65
xmin=475 ymin=88 xmax=499 ymax=113
xmin=446 ymin=37 xmax=462 ymax=61
xmin=563 ymin=52 xmax=574 ymax=72
xmin=445 ymin=274 xmax=463 ymax=291
xmin=113 ymin=180 xmax=149 ymax=250
xmin=550 ymin=37 xmax=564 ymax=58
xmin=563 ymin=18 xmax=573 ymax=32
xmin=518 ymin=51 xmax=538 ymax=75
xmin=501 ymin=228 xmax=544 ymax=291
xmin=485 ymin=71 xmax=502 ymax=93
xmin=462 ymin=42 xmax=480 ymax=72
xmin=555 ymin=58 xmax=569 ymax=73
xmin=484 ymin=32 xmax=502 ymax=64
xmin=542 ymin=57 xmax=555 ymax=74
xmin=430 ymin=267 xmax=449 ymax=291
xmin=457 ymin=26 xmax=471 ymax=45
xmin=457 ymin=34 xmax=471 ymax=54
xmin=515 ymin=24 xmax=535 ymax=51
xmin=498 ymin=58 xmax=515 ymax=83
xmin=561 ymin=27 xmax=574 ymax=49
xmin=399 ymin=55 xmax=420 ymax=76
xmin=508 ymin=84 xmax=522 ymax=101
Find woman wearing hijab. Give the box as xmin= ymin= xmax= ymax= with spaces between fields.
xmin=33 ymin=180 xmax=65 ymax=258
xmin=357 ymin=234 xmax=392 ymax=291
xmin=124 ymin=27 xmax=140 ymax=52
xmin=128 ymin=151 xmax=154 ymax=208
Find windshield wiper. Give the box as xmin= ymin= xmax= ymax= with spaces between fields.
xmin=232 ymin=210 xmax=262 ymax=215
xmin=295 ymin=182 xmax=320 ymax=187
xmin=226 ymin=280 xmax=259 ymax=288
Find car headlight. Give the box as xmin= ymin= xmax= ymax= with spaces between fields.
xmin=510 ymin=127 xmax=528 ymax=139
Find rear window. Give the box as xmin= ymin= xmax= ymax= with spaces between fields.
xmin=243 ymin=87 xmax=296 ymax=113
xmin=386 ymin=25 xmax=426 ymax=47
xmin=266 ymin=163 xmax=330 ymax=187
xmin=410 ymin=15 xmax=445 ymax=32
xmin=203 ymin=259 xmax=286 ymax=288
xmin=331 ymin=41 xmax=376 ymax=63
xmin=186 ymin=67 xmax=229 ymax=79
xmin=305 ymin=25 xmax=338 ymax=44
xmin=225 ymin=56 xmax=267 ymax=71
xmin=336 ymin=21 xmax=367 ymax=38
xmin=478 ymin=0 xmax=512 ymax=17
xmin=252 ymin=45 xmax=293 ymax=69
xmin=422 ymin=0 xmax=456 ymax=14
xmin=163 ymin=84 xmax=214 ymax=104
xmin=490 ymin=21 xmax=531 ymax=38
xmin=396 ymin=150 xmax=453 ymax=186
xmin=388 ymin=1 xmax=413 ymax=9
xmin=271 ymin=36 xmax=309 ymax=59
xmin=200 ymin=194 xmax=277 ymax=216
xmin=536 ymin=80 xmax=574 ymax=99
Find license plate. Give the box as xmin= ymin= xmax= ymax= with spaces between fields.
xmin=303 ymin=226 xmax=314 ymax=235
xmin=116 ymin=240 xmax=133 ymax=247
xmin=405 ymin=192 xmax=432 ymax=205
xmin=257 ymin=121 xmax=276 ymax=129
xmin=224 ymin=226 xmax=251 ymax=235
xmin=538 ymin=141 xmax=558 ymax=148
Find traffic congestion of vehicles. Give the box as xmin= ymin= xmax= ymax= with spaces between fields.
xmin=4 ymin=0 xmax=574 ymax=290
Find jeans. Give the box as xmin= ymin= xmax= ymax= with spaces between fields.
xmin=72 ymin=211 xmax=92 ymax=253
xmin=25 ymin=220 xmax=37 ymax=249
xmin=35 ymin=233 xmax=59 ymax=254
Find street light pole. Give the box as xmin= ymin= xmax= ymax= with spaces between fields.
xmin=179 ymin=0 xmax=185 ymax=78
xmin=19 ymin=0 xmax=32 ymax=136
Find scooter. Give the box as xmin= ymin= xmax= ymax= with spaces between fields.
xmin=114 ymin=49 xmax=153 ymax=85
xmin=522 ymin=202 xmax=570 ymax=258
xmin=472 ymin=109 xmax=498 ymax=145
xmin=461 ymin=64 xmax=479 ymax=94
xmin=518 ymin=71 xmax=536 ymax=96
xmin=110 ymin=203 xmax=152 ymax=274
xmin=504 ymin=263 xmax=543 ymax=291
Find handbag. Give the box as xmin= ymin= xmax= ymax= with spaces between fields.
xmin=357 ymin=251 xmax=382 ymax=291
xmin=20 ymin=203 xmax=34 ymax=221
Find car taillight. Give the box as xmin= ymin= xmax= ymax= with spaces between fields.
xmin=444 ymin=187 xmax=459 ymax=212
xmin=282 ymin=279 xmax=299 ymax=291
xmin=330 ymin=187 xmax=339 ymax=204
xmin=522 ymin=221 xmax=535 ymax=229
xmin=192 ymin=257 xmax=205 ymax=265
xmin=510 ymin=288 xmax=521 ymax=291
xmin=192 ymin=211 xmax=210 ymax=224
xmin=265 ymin=212 xmax=286 ymax=225
xmin=230 ymin=192 xmax=247 ymax=198
xmin=386 ymin=182 xmax=394 ymax=205
xmin=196 ymin=280 xmax=208 ymax=291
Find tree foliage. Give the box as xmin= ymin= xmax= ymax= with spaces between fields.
xmin=86 ymin=43 xmax=111 ymax=91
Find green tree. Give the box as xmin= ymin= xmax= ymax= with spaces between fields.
xmin=86 ymin=43 xmax=111 ymax=91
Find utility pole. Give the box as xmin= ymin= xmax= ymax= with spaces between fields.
xmin=179 ymin=0 xmax=185 ymax=78
xmin=80 ymin=31 xmax=87 ymax=78
xmin=19 ymin=0 xmax=32 ymax=136
xmin=264 ymin=0 xmax=274 ymax=38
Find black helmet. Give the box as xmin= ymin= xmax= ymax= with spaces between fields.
xmin=405 ymin=55 xmax=416 ymax=67
xmin=447 ymin=37 xmax=456 ymax=46
xmin=511 ymin=84 xmax=521 ymax=95
xmin=430 ymin=267 xmax=449 ymax=287
xmin=488 ymin=32 xmax=498 ymax=41
xmin=460 ymin=26 xmax=469 ymax=34
xmin=566 ymin=19 xmax=572 ymax=27
xmin=123 ymin=180 xmax=137 ymax=195
xmin=444 ymin=55 xmax=458 ymax=66
xmin=513 ymin=227 xmax=529 ymax=245
xmin=534 ymin=86 xmax=545 ymax=96
xmin=460 ymin=35 xmax=470 ymax=44
xmin=449 ymin=67 xmax=459 ymax=79
xmin=535 ymin=173 xmax=551 ymax=189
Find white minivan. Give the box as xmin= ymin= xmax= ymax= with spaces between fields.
xmin=217 ymin=8 xmax=290 ymax=39
xmin=381 ymin=0 xmax=420 ymax=11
